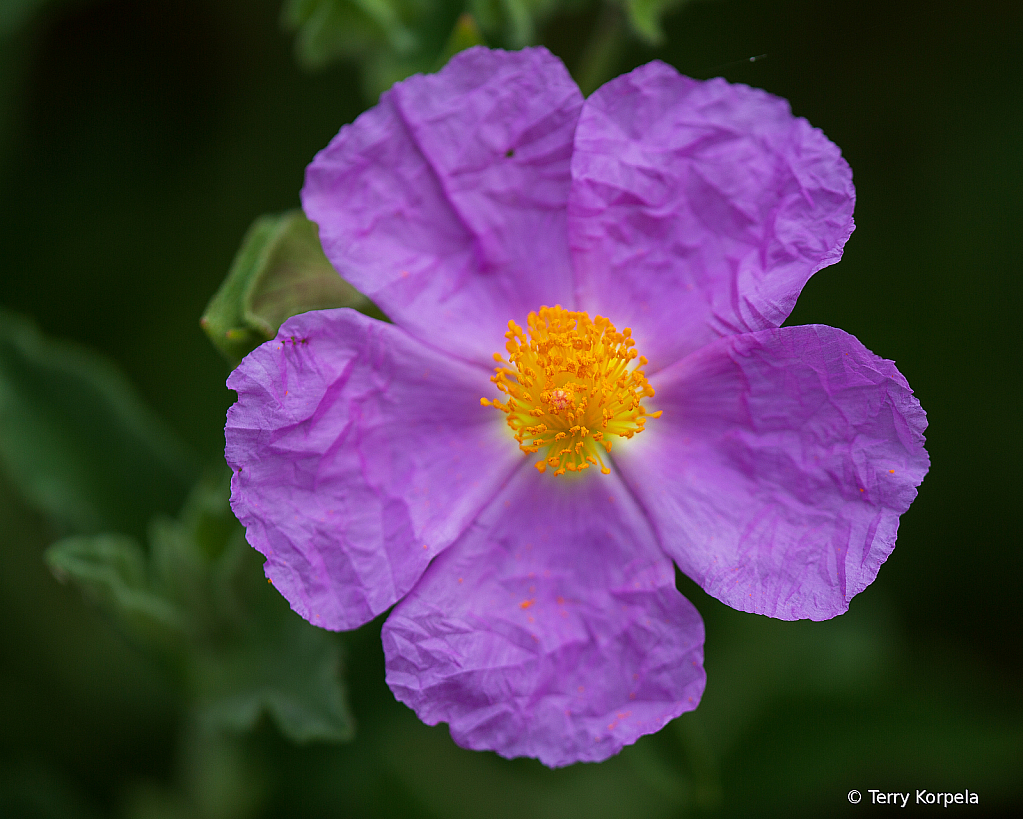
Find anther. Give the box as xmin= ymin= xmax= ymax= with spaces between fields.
xmin=481 ymin=305 xmax=658 ymax=478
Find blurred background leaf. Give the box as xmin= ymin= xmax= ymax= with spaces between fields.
xmin=282 ymin=0 xmax=465 ymax=97
xmin=615 ymin=0 xmax=689 ymax=44
xmin=466 ymin=0 xmax=560 ymax=48
xmin=432 ymin=11 xmax=485 ymax=69
xmin=0 ymin=301 xmax=354 ymax=816
xmin=46 ymin=469 xmax=355 ymax=745
xmin=0 ymin=309 xmax=198 ymax=537
xmin=282 ymin=0 xmax=422 ymax=68
xmin=42 ymin=468 xmax=356 ymax=818
xmin=46 ymin=533 xmax=190 ymax=650
xmin=193 ymin=604 xmax=355 ymax=744
xmin=281 ymin=0 xmax=693 ymax=97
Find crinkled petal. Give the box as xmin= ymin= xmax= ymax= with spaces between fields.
xmin=615 ymin=325 xmax=928 ymax=620
xmin=225 ymin=309 xmax=520 ymax=631
xmin=569 ymin=62 xmax=856 ymax=370
xmin=382 ymin=466 xmax=706 ymax=767
xmin=302 ymin=46 xmax=582 ymax=367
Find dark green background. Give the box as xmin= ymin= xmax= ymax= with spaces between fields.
xmin=1 ymin=0 xmax=1020 ymax=816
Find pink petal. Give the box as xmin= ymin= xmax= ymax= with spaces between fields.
xmin=382 ymin=466 xmax=706 ymax=767
xmin=225 ymin=309 xmax=520 ymax=630
xmin=569 ymin=62 xmax=856 ymax=370
xmin=616 ymin=325 xmax=929 ymax=620
xmin=302 ymin=47 xmax=583 ymax=368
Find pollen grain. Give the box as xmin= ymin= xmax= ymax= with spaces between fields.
xmin=481 ymin=305 xmax=660 ymax=477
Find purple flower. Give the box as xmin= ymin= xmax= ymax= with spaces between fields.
xmin=225 ymin=47 xmax=928 ymax=767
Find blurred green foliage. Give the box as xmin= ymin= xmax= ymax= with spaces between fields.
xmin=1 ymin=306 xmax=354 ymax=816
xmin=0 ymin=309 xmax=197 ymax=537
xmin=0 ymin=0 xmax=1021 ymax=816
xmin=283 ymin=0 xmax=466 ymax=96
xmin=47 ymin=471 xmax=355 ymax=748
xmin=617 ymin=0 xmax=686 ymax=43
xmin=282 ymin=0 xmax=693 ymax=97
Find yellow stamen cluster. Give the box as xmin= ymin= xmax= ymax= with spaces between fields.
xmin=481 ymin=305 xmax=660 ymax=476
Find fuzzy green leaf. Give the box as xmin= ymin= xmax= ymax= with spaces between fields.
xmin=201 ymin=211 xmax=371 ymax=365
xmin=45 ymin=533 xmax=189 ymax=650
xmin=0 ymin=309 xmax=197 ymax=536
xmin=47 ymin=468 xmax=355 ymax=746
xmin=619 ymin=0 xmax=691 ymax=44
xmin=194 ymin=598 xmax=355 ymax=744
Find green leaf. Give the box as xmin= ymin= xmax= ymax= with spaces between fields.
xmin=46 ymin=467 xmax=355 ymax=746
xmin=145 ymin=469 xmax=257 ymax=641
xmin=194 ymin=598 xmax=355 ymax=744
xmin=183 ymin=473 xmax=355 ymax=744
xmin=468 ymin=0 xmax=559 ymax=48
xmin=281 ymin=0 xmax=471 ymax=98
xmin=0 ymin=309 xmax=198 ymax=536
xmin=618 ymin=0 xmax=691 ymax=44
xmin=433 ymin=12 xmax=486 ymax=70
xmin=201 ymin=210 xmax=372 ymax=365
xmin=282 ymin=0 xmax=438 ymax=69
xmin=283 ymin=0 xmax=396 ymax=69
xmin=45 ymin=534 xmax=189 ymax=650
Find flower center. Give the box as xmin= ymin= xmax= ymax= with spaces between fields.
xmin=481 ymin=305 xmax=660 ymax=476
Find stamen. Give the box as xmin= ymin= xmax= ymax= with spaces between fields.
xmin=482 ymin=305 xmax=659 ymax=477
